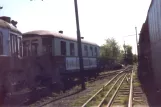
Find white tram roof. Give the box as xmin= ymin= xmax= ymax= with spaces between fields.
xmin=23 ymin=30 xmax=99 ymax=46
xmin=0 ymin=19 xmax=21 ymax=34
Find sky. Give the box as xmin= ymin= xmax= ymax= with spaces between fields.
xmin=0 ymin=0 xmax=151 ymax=54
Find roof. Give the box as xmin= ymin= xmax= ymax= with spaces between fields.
xmin=143 ymin=0 xmax=153 ymax=22
xmin=0 ymin=19 xmax=21 ymax=34
xmin=139 ymin=0 xmax=152 ymax=36
xmin=23 ymin=30 xmax=99 ymax=46
xmin=147 ymin=0 xmax=154 ymax=15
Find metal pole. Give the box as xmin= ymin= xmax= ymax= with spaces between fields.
xmin=135 ymin=27 xmax=139 ymax=64
xmin=128 ymin=70 xmax=133 ymax=107
xmin=74 ymin=0 xmax=85 ymax=90
xmin=123 ymin=41 xmax=126 ymax=65
xmin=135 ymin=27 xmax=138 ymax=55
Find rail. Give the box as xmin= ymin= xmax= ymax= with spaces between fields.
xmin=106 ymin=74 xmax=127 ymax=107
xmin=128 ymin=70 xmax=133 ymax=107
xmin=81 ymin=71 xmax=123 ymax=107
xmin=98 ymin=74 xmax=126 ymax=107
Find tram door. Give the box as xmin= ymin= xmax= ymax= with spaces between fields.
xmin=42 ymin=37 xmax=52 ymax=55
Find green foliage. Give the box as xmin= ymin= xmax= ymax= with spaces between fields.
xmin=133 ymin=54 xmax=138 ymax=63
xmin=118 ymin=50 xmax=124 ymax=63
xmin=100 ymin=38 xmax=121 ymax=62
xmin=100 ymin=38 xmax=135 ymax=65
xmin=124 ymin=45 xmax=133 ymax=64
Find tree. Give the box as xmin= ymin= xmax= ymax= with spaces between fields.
xmin=117 ymin=50 xmax=124 ymax=63
xmin=124 ymin=45 xmax=133 ymax=64
xmin=100 ymin=38 xmax=121 ymax=62
xmin=133 ymin=54 xmax=138 ymax=63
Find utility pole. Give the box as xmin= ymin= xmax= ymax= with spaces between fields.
xmin=135 ymin=27 xmax=139 ymax=64
xmin=74 ymin=0 xmax=85 ymax=90
xmin=123 ymin=41 xmax=126 ymax=65
xmin=135 ymin=27 xmax=138 ymax=55
xmin=124 ymin=41 xmax=126 ymax=57
xmin=30 ymin=0 xmax=85 ymax=90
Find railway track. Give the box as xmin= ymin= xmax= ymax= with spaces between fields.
xmin=132 ymin=71 xmax=148 ymax=107
xmin=82 ymin=66 xmax=148 ymax=107
xmin=29 ymin=68 xmax=125 ymax=107
xmin=81 ymin=71 xmax=126 ymax=107
xmin=110 ymin=72 xmax=131 ymax=107
xmin=82 ymin=67 xmax=142 ymax=107
xmin=29 ymin=66 xmax=133 ymax=107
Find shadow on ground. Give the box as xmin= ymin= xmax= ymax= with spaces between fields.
xmin=138 ymin=67 xmax=161 ymax=107
xmin=23 ymin=81 xmax=84 ymax=106
xmin=2 ymin=80 xmax=84 ymax=107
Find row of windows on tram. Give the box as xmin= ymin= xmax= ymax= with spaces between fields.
xmin=60 ymin=41 xmax=98 ymax=57
xmin=23 ymin=39 xmax=40 ymax=57
xmin=10 ymin=34 xmax=22 ymax=56
xmin=0 ymin=32 xmax=22 ymax=56
xmin=22 ymin=39 xmax=98 ymax=57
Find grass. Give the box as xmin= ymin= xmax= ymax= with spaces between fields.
xmin=72 ymin=74 xmax=124 ymax=107
xmin=72 ymin=94 xmax=93 ymax=107
xmin=133 ymin=70 xmax=141 ymax=87
xmin=120 ymin=96 xmax=128 ymax=105
xmin=85 ymin=82 xmax=117 ymax=107
xmin=110 ymin=76 xmax=130 ymax=106
xmin=86 ymin=94 xmax=101 ymax=107
xmin=133 ymin=72 xmax=137 ymax=79
xmin=72 ymin=87 xmax=100 ymax=107
xmin=134 ymin=82 xmax=141 ymax=87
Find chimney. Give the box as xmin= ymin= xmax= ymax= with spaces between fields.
xmin=59 ymin=30 xmax=63 ymax=34
xmin=0 ymin=16 xmax=11 ymax=23
xmin=11 ymin=20 xmax=18 ymax=27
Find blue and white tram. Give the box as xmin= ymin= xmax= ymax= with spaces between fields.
xmin=22 ymin=30 xmax=100 ymax=79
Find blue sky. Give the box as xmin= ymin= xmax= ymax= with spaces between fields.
xmin=0 ymin=0 xmax=151 ymax=54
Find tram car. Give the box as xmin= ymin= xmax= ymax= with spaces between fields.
xmin=0 ymin=16 xmax=25 ymax=94
xmin=138 ymin=18 xmax=152 ymax=81
xmin=22 ymin=30 xmax=100 ymax=85
xmin=139 ymin=0 xmax=161 ymax=90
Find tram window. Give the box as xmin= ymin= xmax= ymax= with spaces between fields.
xmin=15 ymin=35 xmax=18 ymax=55
xmin=10 ymin=34 xmax=18 ymax=56
xmin=42 ymin=38 xmax=52 ymax=54
xmin=13 ymin=35 xmax=16 ymax=55
xmin=84 ymin=45 xmax=88 ymax=56
xmin=95 ymin=47 xmax=97 ymax=56
xmin=23 ymin=40 xmax=30 ymax=57
xmin=18 ymin=37 xmax=22 ymax=57
xmin=43 ymin=45 xmax=51 ymax=54
xmin=31 ymin=39 xmax=38 ymax=56
xmin=0 ymin=32 xmax=3 ymax=55
xmin=60 ymin=41 xmax=66 ymax=55
xmin=70 ymin=42 xmax=75 ymax=56
xmin=90 ymin=46 xmax=93 ymax=56
xmin=10 ymin=34 xmax=13 ymax=54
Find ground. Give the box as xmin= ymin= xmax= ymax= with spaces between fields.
xmin=29 ymin=71 xmax=117 ymax=107
xmin=20 ymin=66 xmax=161 ymax=107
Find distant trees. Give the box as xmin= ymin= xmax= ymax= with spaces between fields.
xmin=124 ymin=45 xmax=133 ymax=64
xmin=133 ymin=54 xmax=138 ymax=63
xmin=100 ymin=38 xmax=123 ymax=65
xmin=100 ymin=38 xmax=120 ymax=61
xmin=100 ymin=38 xmax=136 ymax=65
